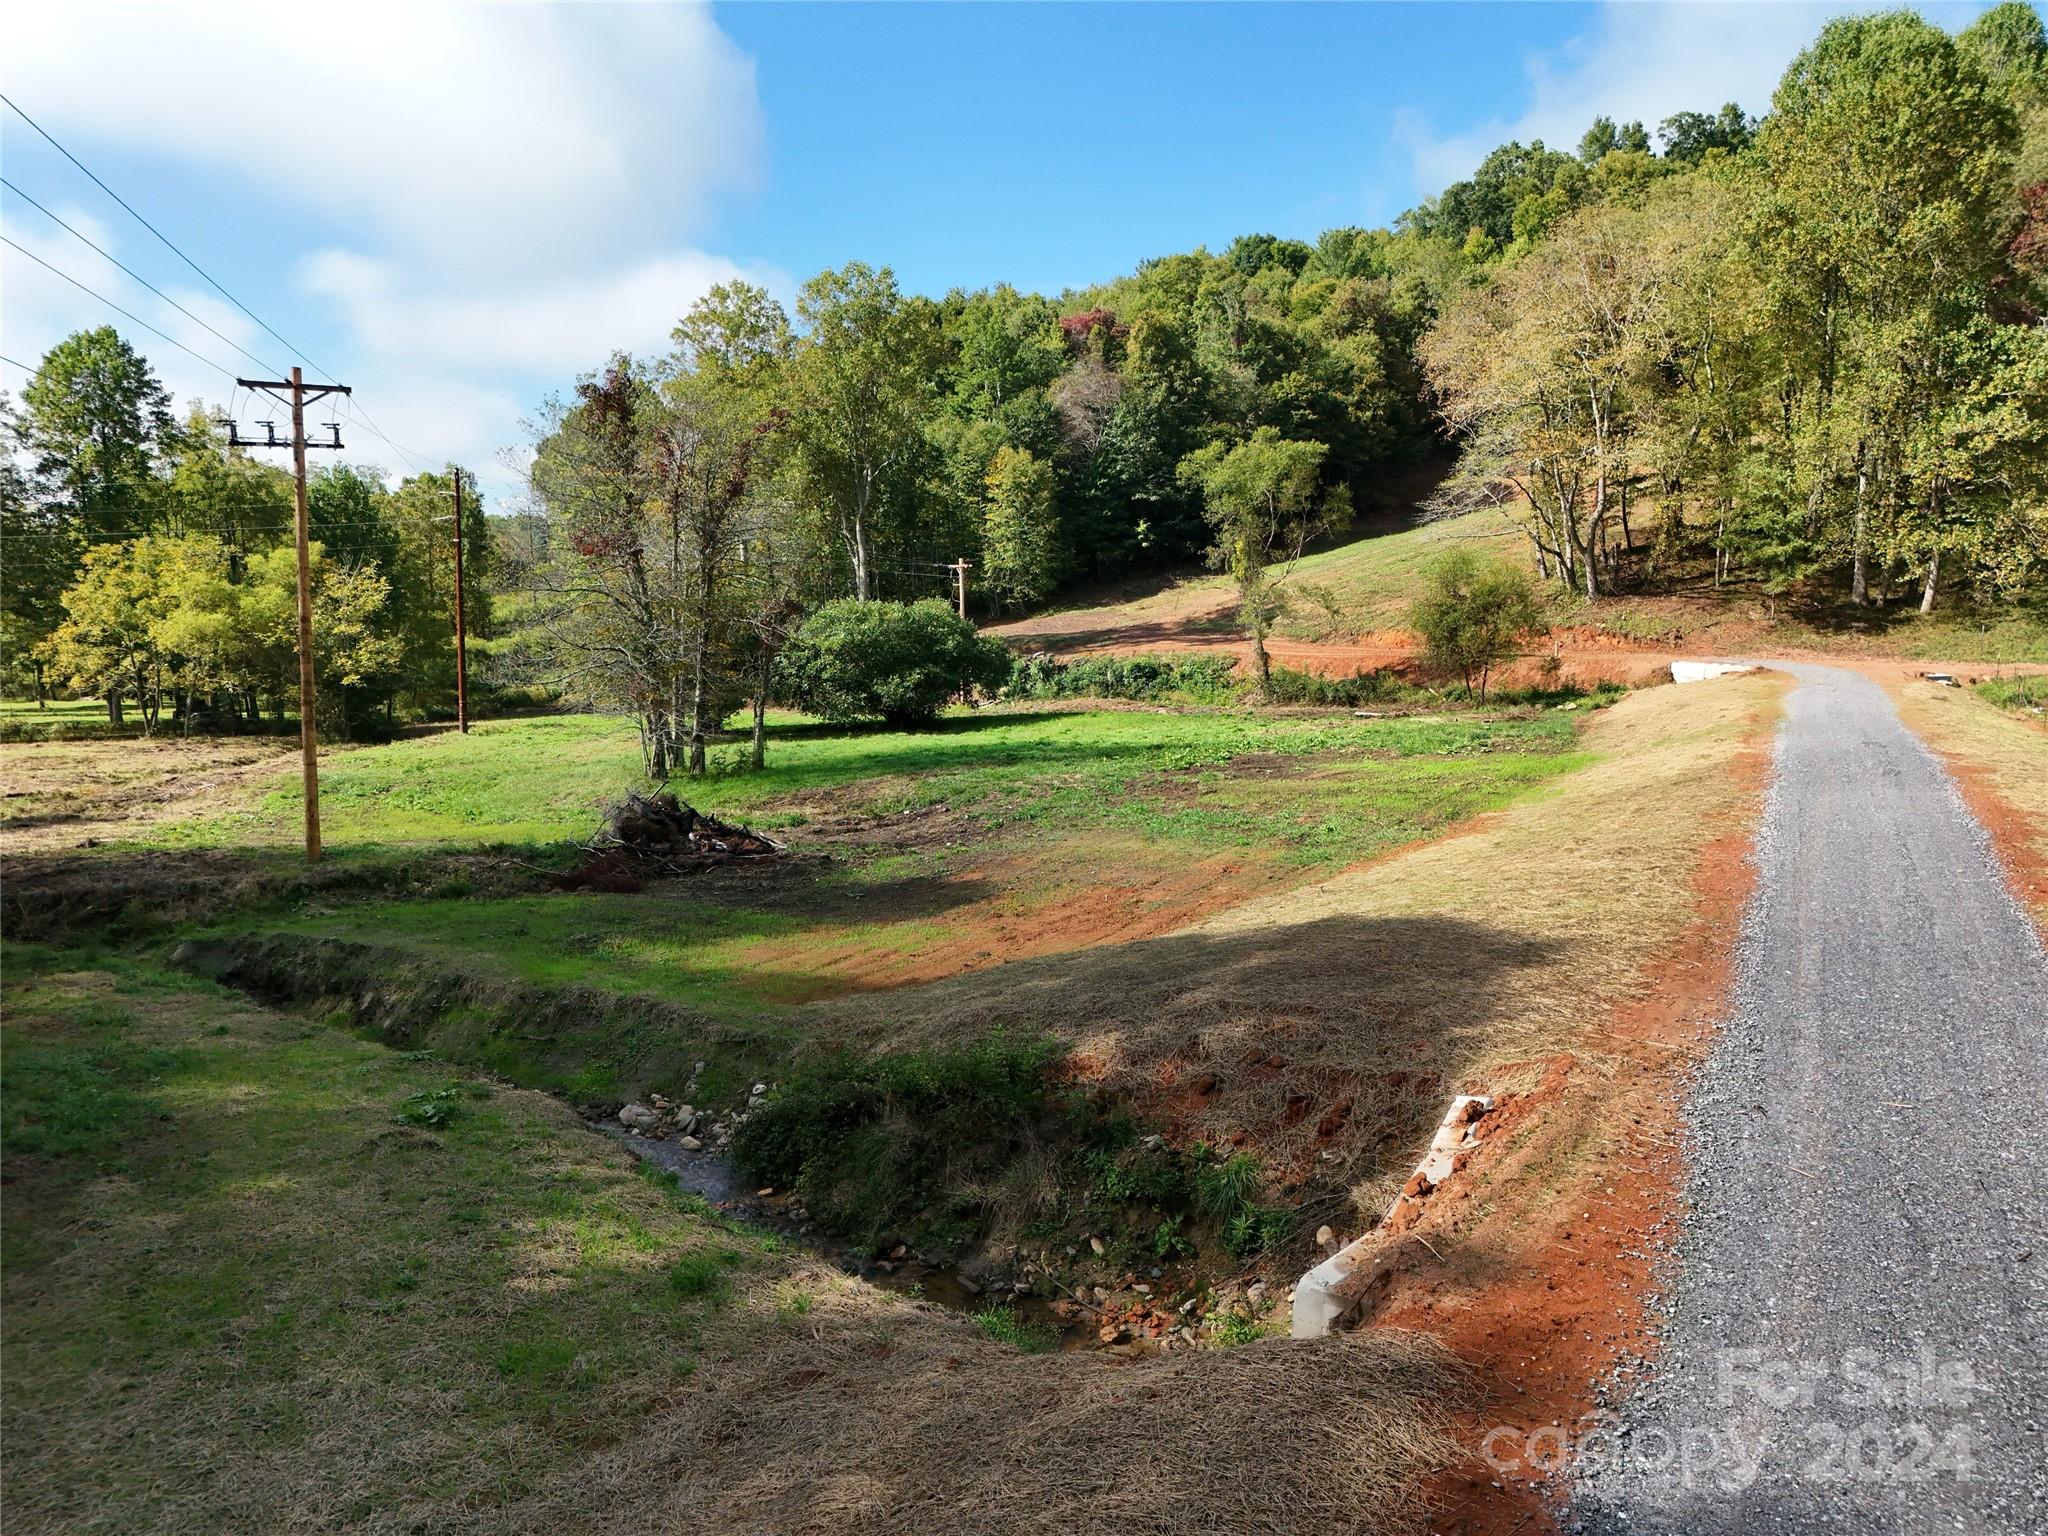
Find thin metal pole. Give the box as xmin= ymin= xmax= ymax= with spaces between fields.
xmin=289 ymin=366 xmax=321 ymax=862
xmin=451 ymin=467 xmax=469 ymax=733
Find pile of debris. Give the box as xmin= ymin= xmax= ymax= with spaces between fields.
xmin=552 ymin=791 xmax=787 ymax=891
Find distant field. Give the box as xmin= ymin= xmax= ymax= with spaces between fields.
xmin=0 ymin=699 xmax=108 ymax=720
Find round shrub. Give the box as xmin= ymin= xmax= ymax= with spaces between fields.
xmin=774 ymin=598 xmax=1016 ymax=727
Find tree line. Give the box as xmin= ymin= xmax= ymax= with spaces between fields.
xmin=1422 ymin=5 xmax=2048 ymax=611
xmin=1 ymin=327 xmax=490 ymax=733
xmin=6 ymin=4 xmax=2043 ymax=757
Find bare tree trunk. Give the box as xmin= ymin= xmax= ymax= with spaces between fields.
xmin=647 ymin=710 xmax=670 ymax=780
xmin=1244 ymin=577 xmax=1273 ymax=701
xmin=1919 ymin=548 xmax=1939 ymax=614
xmin=751 ymin=650 xmax=771 ymax=770
xmin=848 ymin=474 xmax=874 ymax=601
xmin=687 ymin=632 xmax=709 ymax=776
xmin=1850 ymin=459 xmax=1870 ymax=607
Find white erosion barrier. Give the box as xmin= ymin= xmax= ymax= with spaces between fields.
xmin=1291 ymin=1093 xmax=1495 ymax=1339
xmin=1671 ymin=660 xmax=1760 ymax=684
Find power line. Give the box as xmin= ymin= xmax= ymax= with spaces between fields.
xmin=0 ymin=94 xmax=436 ymax=481
xmin=1 ymin=176 xmax=287 ymax=376
xmin=338 ymin=394 xmax=433 ymax=476
xmin=1 ymin=235 xmax=240 ymax=384
xmin=0 ymin=91 xmax=328 ymax=378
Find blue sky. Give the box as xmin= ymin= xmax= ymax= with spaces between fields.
xmin=1 ymin=1 xmax=1993 ymax=503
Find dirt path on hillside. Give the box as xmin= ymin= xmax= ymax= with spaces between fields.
xmin=1572 ymin=663 xmax=2048 ymax=1533
xmin=996 ymin=597 xmax=1685 ymax=687
xmin=992 ymin=584 xmax=2048 ymax=692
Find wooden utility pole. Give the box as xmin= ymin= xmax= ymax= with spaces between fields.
xmin=450 ymin=466 xmax=469 ymax=733
xmin=229 ymin=370 xmax=351 ymax=863
xmin=949 ymin=557 xmax=971 ymax=620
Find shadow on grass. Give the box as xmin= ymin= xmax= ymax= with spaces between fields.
xmin=812 ymin=909 xmax=1571 ymax=1183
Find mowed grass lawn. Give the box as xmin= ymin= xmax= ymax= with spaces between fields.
xmin=0 ymin=944 xmax=785 ymax=1533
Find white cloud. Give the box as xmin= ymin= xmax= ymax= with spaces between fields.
xmin=0 ymin=204 xmax=255 ymax=420
xmin=300 ymin=247 xmax=790 ymax=376
xmin=5 ymin=0 xmax=761 ymax=272
xmin=2 ymin=1 xmax=771 ymax=499
xmin=300 ymin=246 xmax=791 ymax=499
xmin=1398 ymin=2 xmax=1900 ymax=196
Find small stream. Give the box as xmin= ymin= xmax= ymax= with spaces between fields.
xmin=599 ymin=1124 xmax=1110 ymax=1350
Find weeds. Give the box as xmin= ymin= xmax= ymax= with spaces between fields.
xmin=1193 ymin=1152 xmax=1263 ymax=1221
xmin=1004 ymin=653 xmax=1240 ymax=704
xmin=971 ymin=1304 xmax=1059 ymax=1353
xmin=1976 ymin=674 xmax=2047 ymax=713
xmin=667 ymin=1249 xmax=742 ymax=1302
xmin=1212 ymin=1309 xmax=1276 ymax=1347
xmin=732 ymin=1035 xmax=1064 ymax=1249
xmin=392 ymin=1083 xmax=487 ymax=1129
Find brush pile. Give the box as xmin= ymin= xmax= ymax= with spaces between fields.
xmin=553 ymin=791 xmax=786 ymax=891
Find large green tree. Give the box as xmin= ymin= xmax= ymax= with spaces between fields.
xmin=787 ymin=263 xmax=943 ymax=601
xmin=1177 ymin=428 xmax=1338 ymax=696
xmin=1749 ymin=8 xmax=2018 ymax=604
xmin=15 ymin=327 xmax=173 ymax=539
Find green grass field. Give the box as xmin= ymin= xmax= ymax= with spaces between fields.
xmin=140 ymin=704 xmax=1586 ymax=859
xmin=0 ymin=699 xmax=110 ymax=720
xmin=0 ymin=944 xmax=788 ymax=1533
xmin=147 ymin=704 xmax=1588 ymax=1023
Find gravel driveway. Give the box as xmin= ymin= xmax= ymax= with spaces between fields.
xmin=1572 ymin=662 xmax=2048 ymax=1534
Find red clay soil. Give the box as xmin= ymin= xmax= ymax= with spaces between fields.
xmin=995 ymin=585 xmax=2048 ymax=695
xmin=735 ymin=849 xmax=1297 ymax=1001
xmin=1359 ymin=736 xmax=1777 ymax=1536
xmin=1907 ymin=736 xmax=2048 ymax=942
xmin=1001 ymin=615 xmax=1681 ymax=689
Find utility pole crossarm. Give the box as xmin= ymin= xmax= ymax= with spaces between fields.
xmin=220 ymin=366 xmax=345 ymax=863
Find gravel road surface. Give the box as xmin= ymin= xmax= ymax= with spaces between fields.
xmin=1572 ymin=662 xmax=2048 ymax=1534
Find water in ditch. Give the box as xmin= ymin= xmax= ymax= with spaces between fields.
xmin=598 ymin=1123 xmax=1110 ymax=1351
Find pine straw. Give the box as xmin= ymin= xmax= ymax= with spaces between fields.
xmin=515 ymin=1273 xmax=1460 ymax=1536
xmin=824 ymin=675 xmax=1787 ymax=1202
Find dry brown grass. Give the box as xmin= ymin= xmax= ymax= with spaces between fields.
xmin=829 ymin=675 xmax=1786 ymax=1218
xmin=1892 ymin=679 xmax=2048 ymax=927
xmin=2 ymin=954 xmax=1456 ymax=1536
xmin=0 ymin=735 xmax=294 ymax=852
xmin=539 ymin=1288 xmax=1456 ymax=1536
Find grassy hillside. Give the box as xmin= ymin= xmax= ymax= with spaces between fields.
xmin=998 ymin=507 xmax=2048 ymax=663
